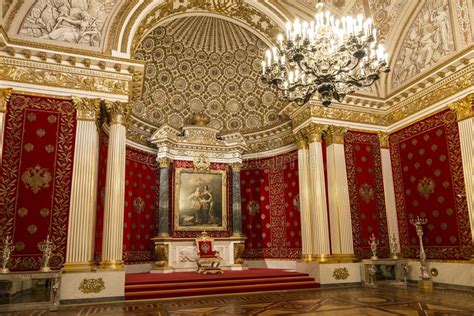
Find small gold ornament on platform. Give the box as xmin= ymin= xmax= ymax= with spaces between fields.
xmin=79 ymin=278 xmax=105 ymax=294
xmin=368 ymin=234 xmax=379 ymax=260
xmin=38 ymin=235 xmax=54 ymax=272
xmin=390 ymin=233 xmax=399 ymax=259
xmin=333 ymin=267 xmax=350 ymax=280
xmin=1 ymin=236 xmax=15 ymax=273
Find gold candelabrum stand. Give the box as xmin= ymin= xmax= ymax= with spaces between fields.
xmin=38 ymin=235 xmax=54 ymax=272
xmin=410 ymin=216 xmax=433 ymax=290
xmin=1 ymin=236 xmax=15 ymax=273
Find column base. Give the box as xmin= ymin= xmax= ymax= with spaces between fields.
xmin=62 ymin=262 xmax=95 ymax=272
xmin=301 ymin=254 xmax=314 ymax=262
xmin=312 ymin=254 xmax=332 ymax=263
xmin=98 ymin=260 xmax=124 ymax=270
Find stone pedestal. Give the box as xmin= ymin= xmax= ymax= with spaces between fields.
xmin=296 ymin=261 xmax=361 ymax=286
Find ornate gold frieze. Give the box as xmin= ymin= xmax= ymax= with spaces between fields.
xmin=377 ymin=132 xmax=390 ymax=149
xmin=78 ymin=278 xmax=105 ymax=294
xmin=332 ymin=267 xmax=350 ymax=280
xmin=0 ymin=88 xmax=12 ymax=113
xmin=233 ymin=243 xmax=245 ymax=265
xmin=326 ymin=125 xmax=347 ymax=145
xmin=154 ymin=244 xmax=169 ymax=268
xmin=104 ymin=101 xmax=131 ymax=126
xmin=193 ymin=154 xmax=211 ymax=171
xmin=448 ymin=94 xmax=473 ymax=122
xmin=72 ymin=97 xmax=101 ymax=121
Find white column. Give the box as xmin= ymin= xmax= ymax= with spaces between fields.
xmin=449 ymin=95 xmax=474 ymax=245
xmin=64 ymin=97 xmax=100 ymax=271
xmin=307 ymin=124 xmax=331 ymax=260
xmin=326 ymin=126 xmax=354 ymax=257
xmin=100 ymin=101 xmax=130 ymax=270
xmin=0 ymin=88 xmax=12 ymax=165
xmin=378 ymin=132 xmax=400 ymax=254
xmin=295 ymin=133 xmax=313 ymax=260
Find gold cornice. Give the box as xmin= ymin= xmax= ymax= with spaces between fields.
xmin=0 ymin=88 xmax=13 ymax=113
xmin=104 ymin=100 xmax=131 ymax=127
xmin=72 ymin=97 xmax=101 ymax=121
xmin=377 ymin=132 xmax=390 ymax=149
xmin=448 ymin=94 xmax=474 ymax=122
xmin=305 ymin=123 xmax=327 ymax=143
xmin=158 ymin=157 xmax=172 ymax=168
xmin=326 ymin=125 xmax=347 ymax=145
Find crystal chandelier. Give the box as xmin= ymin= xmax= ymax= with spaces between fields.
xmin=261 ymin=5 xmax=389 ymax=106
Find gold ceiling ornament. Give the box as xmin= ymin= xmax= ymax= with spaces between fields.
xmin=377 ymin=132 xmax=390 ymax=149
xmin=104 ymin=100 xmax=131 ymax=126
xmin=78 ymin=278 xmax=105 ymax=294
xmin=71 ymin=97 xmax=101 ymax=121
xmin=305 ymin=123 xmax=328 ymax=143
xmin=0 ymin=88 xmax=13 ymax=113
xmin=158 ymin=157 xmax=172 ymax=168
xmin=448 ymin=94 xmax=473 ymax=122
xmin=191 ymin=113 xmax=210 ymax=127
xmin=129 ymin=0 xmax=280 ymax=54
xmin=326 ymin=125 xmax=347 ymax=145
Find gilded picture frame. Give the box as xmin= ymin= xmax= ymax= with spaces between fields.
xmin=174 ymin=168 xmax=227 ymax=232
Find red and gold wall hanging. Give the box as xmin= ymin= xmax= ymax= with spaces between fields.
xmin=344 ymin=131 xmax=390 ymax=259
xmin=390 ymin=110 xmax=471 ymax=259
xmin=123 ymin=147 xmax=159 ymax=262
xmin=241 ymin=151 xmax=301 ymax=259
xmin=0 ymin=94 xmax=76 ymax=270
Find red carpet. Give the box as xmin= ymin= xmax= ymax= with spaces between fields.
xmin=125 ymin=268 xmax=319 ymax=300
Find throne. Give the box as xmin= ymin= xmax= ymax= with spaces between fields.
xmin=195 ymin=231 xmax=223 ymax=274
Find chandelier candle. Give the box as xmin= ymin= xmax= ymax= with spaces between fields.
xmin=261 ymin=5 xmax=390 ymax=106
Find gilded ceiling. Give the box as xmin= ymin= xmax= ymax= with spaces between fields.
xmin=133 ymin=16 xmax=285 ymax=134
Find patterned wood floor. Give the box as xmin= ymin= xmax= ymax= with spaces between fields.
xmin=6 ymin=286 xmax=474 ymax=315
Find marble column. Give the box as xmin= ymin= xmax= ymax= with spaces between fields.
xmin=326 ymin=126 xmax=354 ymax=258
xmin=231 ymin=163 xmax=243 ymax=236
xmin=99 ymin=101 xmax=130 ymax=270
xmin=157 ymin=157 xmax=172 ymax=237
xmin=378 ymin=132 xmax=400 ymax=254
xmin=0 ymin=88 xmax=12 ymax=165
xmin=64 ymin=97 xmax=101 ymax=271
xmin=295 ymin=132 xmax=313 ymax=260
xmin=449 ymin=95 xmax=474 ymax=246
xmin=306 ymin=124 xmax=331 ymax=260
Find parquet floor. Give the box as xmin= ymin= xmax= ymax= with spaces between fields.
xmin=5 ymin=286 xmax=474 ymax=315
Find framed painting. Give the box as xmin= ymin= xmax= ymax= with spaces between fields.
xmin=174 ymin=168 xmax=227 ymax=231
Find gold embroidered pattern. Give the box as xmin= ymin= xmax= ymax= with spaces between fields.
xmin=24 ymin=143 xmax=34 ymax=152
xmin=36 ymin=129 xmax=45 ymax=137
xmin=27 ymin=224 xmax=37 ymax=234
xmin=17 ymin=208 xmax=28 ymax=217
xmin=26 ymin=112 xmax=37 ymax=122
xmin=45 ymin=144 xmax=55 ymax=153
xmin=417 ymin=177 xmax=435 ymax=199
xmin=359 ymin=183 xmax=375 ymax=204
xmin=79 ymin=278 xmax=105 ymax=294
xmin=133 ymin=197 xmax=145 ymax=214
xmin=21 ymin=165 xmax=52 ymax=194
xmin=47 ymin=115 xmax=57 ymax=124
xmin=40 ymin=208 xmax=50 ymax=218
xmin=333 ymin=267 xmax=350 ymax=280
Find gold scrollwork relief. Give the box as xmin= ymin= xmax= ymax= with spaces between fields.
xmin=79 ymin=278 xmax=105 ymax=294
xmin=377 ymin=132 xmax=390 ymax=149
xmin=0 ymin=88 xmax=13 ymax=113
xmin=104 ymin=100 xmax=131 ymax=126
xmin=72 ymin=97 xmax=101 ymax=121
xmin=448 ymin=94 xmax=473 ymax=122
xmin=333 ymin=267 xmax=350 ymax=280
xmin=154 ymin=244 xmax=169 ymax=268
xmin=234 ymin=243 xmax=245 ymax=265
xmin=326 ymin=125 xmax=347 ymax=145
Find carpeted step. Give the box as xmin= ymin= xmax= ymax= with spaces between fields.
xmin=125 ymin=276 xmax=315 ymax=292
xmin=125 ymin=280 xmax=319 ymax=300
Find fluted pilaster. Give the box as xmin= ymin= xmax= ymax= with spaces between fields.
xmin=100 ymin=101 xmax=130 ymax=269
xmin=64 ymin=97 xmax=101 ymax=271
xmin=0 ymin=88 xmax=12 ymax=165
xmin=378 ymin=132 xmax=400 ymax=253
xmin=449 ymin=95 xmax=474 ymax=243
xmin=158 ymin=157 xmax=172 ymax=237
xmin=306 ymin=124 xmax=331 ymax=260
xmin=231 ymin=163 xmax=243 ymax=236
xmin=326 ymin=126 xmax=354 ymax=256
xmin=295 ymin=132 xmax=312 ymax=259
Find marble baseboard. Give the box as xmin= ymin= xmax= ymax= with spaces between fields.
xmin=125 ymin=263 xmax=152 ymax=274
xmin=406 ymin=261 xmax=473 ymax=287
xmin=296 ymin=262 xmax=361 ymax=285
xmin=245 ymin=259 xmax=297 ymax=270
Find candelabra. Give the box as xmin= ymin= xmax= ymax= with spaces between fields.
xmin=1 ymin=236 xmax=15 ymax=273
xmin=368 ymin=233 xmax=379 ymax=260
xmin=390 ymin=233 xmax=399 ymax=259
xmin=261 ymin=3 xmax=389 ymax=106
xmin=38 ymin=235 xmax=54 ymax=272
xmin=410 ymin=216 xmax=432 ymax=289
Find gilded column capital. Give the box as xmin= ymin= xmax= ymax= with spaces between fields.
xmin=0 ymin=88 xmax=13 ymax=113
xmin=377 ymin=132 xmax=390 ymax=149
xmin=294 ymin=132 xmax=308 ymax=149
xmin=326 ymin=125 xmax=347 ymax=145
xmin=231 ymin=162 xmax=242 ymax=172
xmin=104 ymin=100 xmax=131 ymax=126
xmin=158 ymin=157 xmax=172 ymax=168
xmin=72 ymin=96 xmax=100 ymax=121
xmin=306 ymin=123 xmax=327 ymax=143
xmin=449 ymin=94 xmax=473 ymax=122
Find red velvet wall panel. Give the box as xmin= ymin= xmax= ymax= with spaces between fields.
xmin=93 ymin=133 xmax=108 ymax=262
xmin=344 ymin=131 xmax=390 ymax=258
xmin=170 ymin=160 xmax=232 ymax=238
xmin=0 ymin=94 xmax=76 ymax=270
xmin=241 ymin=151 xmax=301 ymax=259
xmin=123 ymin=147 xmax=159 ymax=262
xmin=390 ymin=110 xmax=471 ymax=259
